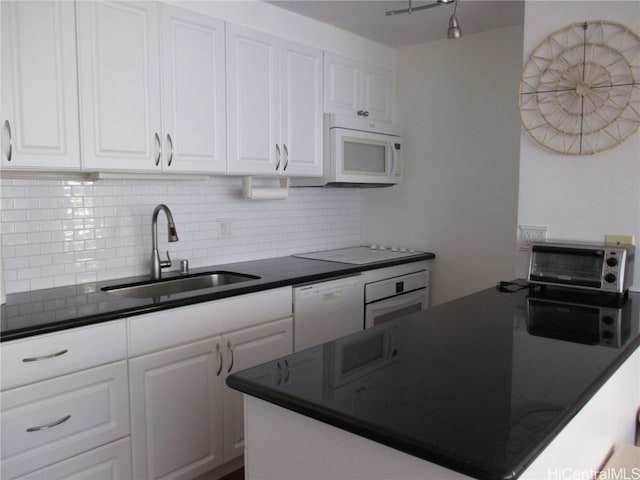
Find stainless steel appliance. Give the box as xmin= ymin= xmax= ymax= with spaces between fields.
xmin=528 ymin=242 xmax=635 ymax=295
xmin=290 ymin=114 xmax=402 ymax=187
xmin=293 ymin=275 xmax=364 ymax=352
xmin=365 ymin=270 xmax=430 ymax=329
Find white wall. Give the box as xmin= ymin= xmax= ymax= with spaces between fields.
xmin=516 ymin=1 xmax=640 ymax=290
xmin=361 ymin=25 xmax=524 ymax=306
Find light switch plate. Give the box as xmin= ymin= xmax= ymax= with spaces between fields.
xmin=605 ymin=234 xmax=634 ymax=246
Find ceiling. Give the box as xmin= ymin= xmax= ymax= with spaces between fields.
xmin=266 ymin=0 xmax=525 ymax=47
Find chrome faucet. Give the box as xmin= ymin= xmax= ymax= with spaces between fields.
xmin=151 ymin=204 xmax=179 ymax=279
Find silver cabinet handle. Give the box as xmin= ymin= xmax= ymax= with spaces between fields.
xmin=216 ymin=343 xmax=223 ymax=377
xmin=154 ymin=132 xmax=161 ymax=166
xmin=227 ymin=341 xmax=234 ymax=374
xmin=275 ymin=144 xmax=281 ymax=171
xmin=26 ymin=414 xmax=71 ymax=432
xmin=4 ymin=120 xmax=12 ymax=162
xmin=283 ymin=144 xmax=289 ymax=171
xmin=166 ymin=134 xmax=174 ymax=166
xmin=22 ymin=349 xmax=68 ymax=363
xmin=357 ymin=110 xmax=370 ymax=117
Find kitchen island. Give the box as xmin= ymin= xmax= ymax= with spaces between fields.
xmin=227 ymin=285 xmax=640 ymax=479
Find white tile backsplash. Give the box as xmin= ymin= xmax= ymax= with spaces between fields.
xmin=0 ymin=176 xmax=361 ymax=294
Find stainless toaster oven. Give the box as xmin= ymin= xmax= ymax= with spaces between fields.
xmin=528 ymin=242 xmax=634 ymax=295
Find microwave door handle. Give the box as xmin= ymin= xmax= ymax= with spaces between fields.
xmin=389 ymin=141 xmax=396 ymax=176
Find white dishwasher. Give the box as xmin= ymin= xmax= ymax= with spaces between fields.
xmin=293 ymin=275 xmax=364 ymax=352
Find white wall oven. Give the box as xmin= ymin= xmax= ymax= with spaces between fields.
xmin=365 ymin=270 xmax=430 ymax=329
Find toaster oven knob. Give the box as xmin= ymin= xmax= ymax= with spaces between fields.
xmin=604 ymin=273 xmax=617 ymax=283
xmin=606 ymin=257 xmax=618 ymax=267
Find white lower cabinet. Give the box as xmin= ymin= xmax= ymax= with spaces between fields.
xmin=222 ymin=318 xmax=293 ymax=460
xmin=0 ymin=287 xmax=294 ymax=480
xmin=130 ymin=337 xmax=225 ymax=480
xmin=12 ymin=438 xmax=132 ymax=480
xmin=128 ymin=287 xmax=293 ymax=480
xmin=0 ymin=361 xmax=130 ymax=480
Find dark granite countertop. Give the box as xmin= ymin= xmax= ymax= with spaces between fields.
xmin=0 ymin=251 xmax=434 ymax=342
xmin=227 ymin=284 xmax=640 ymax=480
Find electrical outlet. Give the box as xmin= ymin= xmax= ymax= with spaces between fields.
xmin=519 ymin=225 xmax=547 ymax=251
xmin=605 ymin=234 xmax=634 ymax=246
xmin=217 ymin=218 xmax=234 ymax=239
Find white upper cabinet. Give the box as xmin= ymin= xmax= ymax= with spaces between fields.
xmin=226 ymin=25 xmax=280 ymax=175
xmin=280 ymin=40 xmax=323 ymax=177
xmin=227 ymin=25 xmax=323 ymax=177
xmin=77 ymin=1 xmax=226 ymax=174
xmin=160 ymin=5 xmax=226 ymax=174
xmin=77 ymin=1 xmax=162 ymax=172
xmin=324 ymin=52 xmax=394 ymax=123
xmin=1 ymin=1 xmax=80 ymax=170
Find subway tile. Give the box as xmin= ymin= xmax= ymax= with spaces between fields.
xmin=1 ymin=178 xmax=360 ymax=293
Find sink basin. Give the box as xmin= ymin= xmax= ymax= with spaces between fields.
xmin=102 ymin=271 xmax=260 ymax=299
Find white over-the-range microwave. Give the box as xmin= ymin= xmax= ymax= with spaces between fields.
xmin=291 ymin=114 xmax=403 ymax=187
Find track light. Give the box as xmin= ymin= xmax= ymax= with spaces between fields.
xmin=447 ymin=1 xmax=462 ymax=39
xmin=385 ymin=0 xmax=462 ymax=40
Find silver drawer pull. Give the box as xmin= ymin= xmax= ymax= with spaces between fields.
xmin=227 ymin=341 xmax=234 ymax=374
xmin=22 ymin=349 xmax=68 ymax=363
xmin=4 ymin=120 xmax=12 ymax=162
xmin=154 ymin=132 xmax=161 ymax=166
xmin=275 ymin=144 xmax=281 ymax=171
xmin=216 ymin=343 xmax=223 ymax=377
xmin=26 ymin=414 xmax=71 ymax=432
xmin=166 ymin=133 xmax=174 ymax=166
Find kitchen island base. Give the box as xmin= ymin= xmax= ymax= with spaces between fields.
xmin=242 ymin=348 xmax=639 ymax=480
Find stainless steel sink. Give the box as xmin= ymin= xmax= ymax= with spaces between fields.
xmin=102 ymin=271 xmax=260 ymax=299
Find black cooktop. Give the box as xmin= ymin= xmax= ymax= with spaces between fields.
xmin=227 ymin=285 xmax=640 ymax=479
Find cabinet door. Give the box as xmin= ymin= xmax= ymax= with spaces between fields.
xmin=160 ymin=5 xmax=226 ymax=174
xmin=324 ymin=53 xmax=361 ymax=118
xmin=226 ymin=24 xmax=280 ymax=175
xmin=222 ymin=318 xmax=293 ymax=461
xmin=1 ymin=1 xmax=80 ymax=169
xmin=129 ymin=337 xmax=224 ymax=480
xmin=280 ymin=41 xmax=323 ymax=177
xmin=362 ymin=64 xmax=394 ymax=123
xmin=77 ymin=1 xmax=162 ymax=172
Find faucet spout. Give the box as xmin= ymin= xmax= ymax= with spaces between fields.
xmin=151 ymin=204 xmax=179 ymax=279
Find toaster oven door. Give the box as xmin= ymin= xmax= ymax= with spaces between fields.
xmin=528 ymin=246 xmax=605 ymax=289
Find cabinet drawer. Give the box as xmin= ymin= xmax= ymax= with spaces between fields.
xmin=129 ymin=287 xmax=292 ymax=356
xmin=1 ymin=320 xmax=127 ymax=390
xmin=12 ymin=438 xmax=132 ymax=480
xmin=1 ymin=361 xmax=130 ymax=479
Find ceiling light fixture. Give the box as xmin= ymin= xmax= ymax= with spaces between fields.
xmin=385 ymin=0 xmax=462 ymax=39
xmin=447 ymin=1 xmax=462 ymax=39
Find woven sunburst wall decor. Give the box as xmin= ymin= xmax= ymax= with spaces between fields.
xmin=519 ymin=21 xmax=640 ymax=155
